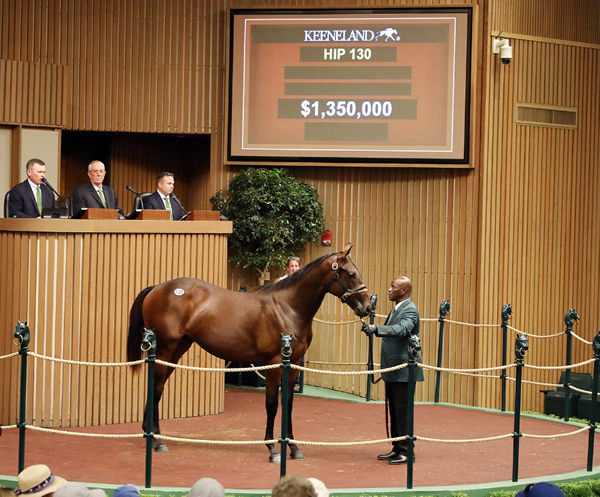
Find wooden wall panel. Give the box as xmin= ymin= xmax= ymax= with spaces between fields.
xmin=0 ymin=222 xmax=230 ymax=427
xmin=1 ymin=0 xmax=600 ymax=419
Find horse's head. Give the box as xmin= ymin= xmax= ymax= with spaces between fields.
xmin=326 ymin=243 xmax=371 ymax=317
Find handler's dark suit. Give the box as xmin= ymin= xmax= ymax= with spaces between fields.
xmin=141 ymin=190 xmax=186 ymax=220
xmin=376 ymin=298 xmax=424 ymax=457
xmin=71 ymin=182 xmax=124 ymax=219
xmin=8 ymin=180 xmax=57 ymax=218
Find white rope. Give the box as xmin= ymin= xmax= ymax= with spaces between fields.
xmin=157 ymin=434 xmax=278 ymax=445
xmin=507 ymin=325 xmax=563 ymax=338
xmin=416 ymin=433 xmax=514 ymax=443
xmin=522 ymin=426 xmax=590 ymax=439
xmin=421 ymin=363 xmax=516 ymax=374
xmin=155 ymin=360 xmax=280 ymax=373
xmin=26 ymin=425 xmax=143 ymax=439
xmin=313 ymin=317 xmax=361 ymax=325
xmin=28 ymin=352 xmax=144 ymax=368
xmin=442 ymin=319 xmax=500 ymax=328
xmin=524 ymin=359 xmax=594 ymax=370
xmin=0 ymin=352 xmax=19 ymax=360
xmin=572 ymin=332 xmax=593 ymax=345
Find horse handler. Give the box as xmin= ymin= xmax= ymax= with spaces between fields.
xmin=361 ymin=276 xmax=424 ymax=465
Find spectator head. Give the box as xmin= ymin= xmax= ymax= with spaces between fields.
xmin=271 ymin=475 xmax=316 ymax=497
xmin=112 ymin=486 xmax=139 ymax=497
xmin=188 ymin=478 xmax=225 ymax=497
xmin=516 ymin=482 xmax=565 ymax=497
xmin=14 ymin=464 xmax=67 ymax=497
xmin=53 ymin=483 xmax=105 ymax=497
xmin=307 ymin=478 xmax=328 ymax=497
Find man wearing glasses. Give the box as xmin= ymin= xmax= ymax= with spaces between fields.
xmin=71 ymin=160 xmax=125 ymax=219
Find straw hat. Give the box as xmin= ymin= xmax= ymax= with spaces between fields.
xmin=14 ymin=465 xmax=67 ymax=497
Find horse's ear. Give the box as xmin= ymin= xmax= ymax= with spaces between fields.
xmin=341 ymin=242 xmax=352 ymax=258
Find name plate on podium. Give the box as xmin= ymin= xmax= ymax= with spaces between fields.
xmin=81 ymin=208 xmax=118 ymax=220
xmin=185 ymin=210 xmax=220 ymax=221
xmin=136 ymin=210 xmax=171 ymax=220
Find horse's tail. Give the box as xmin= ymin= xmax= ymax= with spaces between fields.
xmin=127 ymin=285 xmax=156 ymax=368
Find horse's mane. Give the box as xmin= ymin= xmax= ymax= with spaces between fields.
xmin=252 ymin=252 xmax=333 ymax=295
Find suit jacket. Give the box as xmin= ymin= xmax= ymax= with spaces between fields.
xmin=71 ymin=182 xmax=124 ymax=219
xmin=8 ymin=180 xmax=57 ymax=218
xmin=141 ymin=190 xmax=186 ymax=220
xmin=376 ymin=298 xmax=424 ymax=383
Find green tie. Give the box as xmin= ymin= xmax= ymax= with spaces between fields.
xmin=164 ymin=196 xmax=173 ymax=220
xmin=36 ymin=186 xmax=42 ymax=213
xmin=98 ymin=189 xmax=107 ymax=208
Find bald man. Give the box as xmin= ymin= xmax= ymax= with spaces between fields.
xmin=362 ymin=276 xmax=424 ymax=465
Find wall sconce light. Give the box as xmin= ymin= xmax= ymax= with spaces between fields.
xmin=493 ymin=38 xmax=512 ymax=64
xmin=321 ymin=230 xmax=332 ymax=246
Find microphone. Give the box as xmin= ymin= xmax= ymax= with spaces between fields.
xmin=41 ymin=178 xmax=70 ymax=217
xmin=126 ymin=185 xmax=140 ymax=195
xmin=170 ymin=193 xmax=190 ymax=220
xmin=41 ymin=177 xmax=62 ymax=198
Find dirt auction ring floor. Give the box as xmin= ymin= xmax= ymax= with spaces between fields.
xmin=1 ymin=386 xmax=599 ymax=494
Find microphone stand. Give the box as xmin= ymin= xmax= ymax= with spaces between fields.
xmin=170 ymin=193 xmax=190 ymax=220
xmin=125 ymin=185 xmax=142 ymax=219
xmin=41 ymin=178 xmax=71 ymax=217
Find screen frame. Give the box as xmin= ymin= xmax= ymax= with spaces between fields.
xmin=227 ymin=7 xmax=473 ymax=167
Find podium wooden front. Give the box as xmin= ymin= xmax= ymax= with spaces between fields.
xmin=81 ymin=208 xmax=118 ymax=219
xmin=0 ymin=218 xmax=232 ymax=427
xmin=136 ymin=209 xmax=170 ymax=220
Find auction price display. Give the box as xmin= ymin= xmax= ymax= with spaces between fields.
xmin=228 ymin=10 xmax=471 ymax=163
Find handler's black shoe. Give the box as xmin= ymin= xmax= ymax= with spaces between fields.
xmin=388 ymin=454 xmax=415 ymax=465
xmin=377 ymin=450 xmax=399 ymax=460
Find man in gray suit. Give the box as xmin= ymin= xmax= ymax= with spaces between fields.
xmin=362 ymin=276 xmax=424 ymax=465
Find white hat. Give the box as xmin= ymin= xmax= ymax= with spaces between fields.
xmin=307 ymin=478 xmax=329 ymax=497
xmin=188 ymin=478 xmax=225 ymax=497
xmin=15 ymin=465 xmax=67 ymax=497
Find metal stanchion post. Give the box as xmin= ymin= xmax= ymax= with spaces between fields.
xmin=14 ymin=321 xmax=30 ymax=474
xmin=366 ymin=294 xmax=377 ymax=401
xmin=512 ymin=333 xmax=528 ymax=482
xmin=406 ymin=333 xmax=421 ymax=489
xmin=563 ymin=308 xmax=579 ymax=421
xmin=279 ymin=334 xmax=292 ymax=478
xmin=434 ymin=300 xmax=450 ymax=403
xmin=587 ymin=332 xmax=600 ymax=471
xmin=142 ymin=328 xmax=156 ymax=489
xmin=501 ymin=304 xmax=512 ymax=412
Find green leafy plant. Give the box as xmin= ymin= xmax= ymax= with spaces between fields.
xmin=211 ymin=168 xmax=325 ymax=284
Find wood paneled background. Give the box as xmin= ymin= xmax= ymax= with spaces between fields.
xmin=1 ymin=0 xmax=599 ymax=420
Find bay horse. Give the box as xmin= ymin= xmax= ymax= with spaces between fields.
xmin=126 ymin=243 xmax=371 ymax=462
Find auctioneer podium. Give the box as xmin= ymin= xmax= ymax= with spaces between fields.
xmin=0 ymin=217 xmax=232 ymax=428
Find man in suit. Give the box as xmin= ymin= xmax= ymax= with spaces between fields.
xmin=362 ymin=275 xmax=424 ymax=465
xmin=141 ymin=172 xmax=187 ymax=220
xmin=71 ymin=160 xmax=125 ymax=219
xmin=8 ymin=158 xmax=57 ymax=218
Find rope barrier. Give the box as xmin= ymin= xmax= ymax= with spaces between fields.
xmin=506 ymin=325 xmax=564 ymax=338
xmin=0 ymin=351 xmax=19 ymax=360
xmin=4 ymin=310 xmax=598 ymax=467
xmin=28 ymin=352 xmax=144 ymax=367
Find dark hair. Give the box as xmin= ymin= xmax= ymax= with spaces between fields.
xmin=157 ymin=172 xmax=174 ymax=182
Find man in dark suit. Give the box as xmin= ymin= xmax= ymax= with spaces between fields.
xmin=362 ymin=275 xmax=424 ymax=465
xmin=8 ymin=158 xmax=57 ymax=218
xmin=71 ymin=160 xmax=125 ymax=219
xmin=141 ymin=172 xmax=187 ymax=220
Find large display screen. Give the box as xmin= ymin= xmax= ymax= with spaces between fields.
xmin=228 ymin=9 xmax=472 ymax=165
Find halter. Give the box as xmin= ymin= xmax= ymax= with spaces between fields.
xmin=330 ymin=257 xmax=369 ymax=303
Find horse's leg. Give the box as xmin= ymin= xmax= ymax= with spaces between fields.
xmin=264 ymin=368 xmax=282 ymax=463
xmin=143 ymin=336 xmax=194 ymax=453
xmin=286 ymin=369 xmax=305 ymax=460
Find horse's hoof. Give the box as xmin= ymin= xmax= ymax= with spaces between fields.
xmin=290 ymin=449 xmax=305 ymax=460
xmin=153 ymin=441 xmax=169 ymax=453
xmin=269 ymin=453 xmax=281 ymax=464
